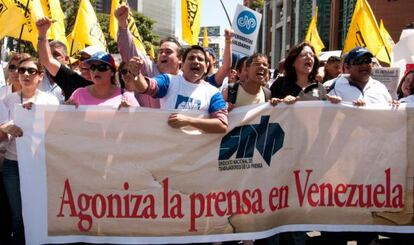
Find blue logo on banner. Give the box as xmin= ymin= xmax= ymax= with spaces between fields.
xmin=237 ymin=10 xmax=257 ymax=35
xmin=218 ymin=116 xmax=285 ymax=166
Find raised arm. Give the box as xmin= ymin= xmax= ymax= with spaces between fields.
xmin=36 ymin=17 xmax=62 ymax=76
xmin=115 ymin=5 xmax=155 ymax=76
xmin=212 ymin=29 xmax=234 ymax=86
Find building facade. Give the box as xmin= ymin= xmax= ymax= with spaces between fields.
xmin=94 ymin=0 xmax=176 ymax=39
xmin=251 ymin=0 xmax=413 ymax=69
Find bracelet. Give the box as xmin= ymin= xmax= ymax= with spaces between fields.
xmin=38 ymin=37 xmax=46 ymax=41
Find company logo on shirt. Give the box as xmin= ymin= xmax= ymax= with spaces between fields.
xmin=218 ymin=115 xmax=285 ymax=171
xmin=175 ymin=95 xmax=201 ymax=110
xmin=237 ymin=10 xmax=257 ymax=35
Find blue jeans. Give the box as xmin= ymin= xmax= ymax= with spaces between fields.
xmin=2 ymin=159 xmax=25 ymax=245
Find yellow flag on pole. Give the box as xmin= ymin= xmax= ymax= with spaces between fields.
xmin=149 ymin=44 xmax=155 ymax=60
xmin=202 ymin=27 xmax=209 ymax=48
xmin=67 ymin=0 xmax=107 ymax=56
xmin=0 ymin=0 xmax=44 ymax=50
xmin=181 ymin=0 xmax=201 ymax=45
xmin=343 ymin=0 xmax=390 ymax=64
xmin=39 ymin=0 xmax=68 ymax=48
xmin=109 ymin=0 xmax=147 ymax=54
xmin=379 ymin=19 xmax=394 ymax=60
xmin=304 ymin=6 xmax=325 ymax=55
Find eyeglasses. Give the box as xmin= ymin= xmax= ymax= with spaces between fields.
xmin=119 ymin=69 xmax=130 ymax=75
xmin=351 ymin=56 xmax=372 ymax=66
xmin=17 ymin=67 xmax=40 ymax=75
xmin=89 ymin=63 xmax=111 ymax=72
xmin=8 ymin=65 xmax=18 ymax=71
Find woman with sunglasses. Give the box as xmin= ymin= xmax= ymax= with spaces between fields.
xmin=118 ymin=61 xmax=138 ymax=92
xmin=67 ymin=52 xmax=139 ymax=107
xmin=0 ymin=57 xmax=59 ymax=245
xmin=0 ymin=53 xmax=31 ymax=100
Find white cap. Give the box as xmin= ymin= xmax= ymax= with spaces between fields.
xmin=79 ymin=46 xmax=104 ymax=56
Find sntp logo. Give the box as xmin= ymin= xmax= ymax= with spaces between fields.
xmin=218 ymin=116 xmax=284 ymax=171
xmin=237 ymin=10 xmax=257 ymax=35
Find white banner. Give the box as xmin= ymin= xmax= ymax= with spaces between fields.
xmin=15 ymin=102 xmax=414 ymax=244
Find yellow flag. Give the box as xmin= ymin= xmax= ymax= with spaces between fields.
xmin=39 ymin=0 xmax=68 ymax=48
xmin=0 ymin=0 xmax=44 ymax=50
xmin=67 ymin=0 xmax=107 ymax=56
xmin=379 ymin=19 xmax=394 ymax=60
xmin=181 ymin=0 xmax=201 ymax=45
xmin=202 ymin=27 xmax=208 ymax=48
xmin=149 ymin=44 xmax=155 ymax=60
xmin=304 ymin=6 xmax=325 ymax=55
xmin=109 ymin=0 xmax=147 ymax=54
xmin=343 ymin=0 xmax=390 ymax=64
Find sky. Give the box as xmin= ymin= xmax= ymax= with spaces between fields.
xmin=175 ymin=0 xmax=243 ymax=37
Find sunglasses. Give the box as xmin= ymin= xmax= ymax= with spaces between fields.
xmin=17 ymin=67 xmax=40 ymax=75
xmin=351 ymin=56 xmax=372 ymax=66
xmin=119 ymin=69 xmax=130 ymax=75
xmin=8 ymin=65 xmax=18 ymax=71
xmin=89 ymin=63 xmax=111 ymax=72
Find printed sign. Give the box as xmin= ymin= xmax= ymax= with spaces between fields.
xmin=371 ymin=67 xmax=400 ymax=99
xmin=231 ymin=4 xmax=262 ymax=57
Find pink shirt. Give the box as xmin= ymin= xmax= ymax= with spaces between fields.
xmin=70 ymin=87 xmax=140 ymax=107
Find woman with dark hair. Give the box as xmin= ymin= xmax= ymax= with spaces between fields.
xmin=397 ymin=69 xmax=414 ymax=100
xmin=67 ymin=51 xmax=139 ymax=107
xmin=270 ymin=42 xmax=339 ymax=105
xmin=0 ymin=53 xmax=31 ymax=100
xmin=117 ymin=61 xmax=136 ymax=92
xmin=0 ymin=56 xmax=59 ymax=244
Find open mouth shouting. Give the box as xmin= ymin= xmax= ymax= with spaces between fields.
xmin=304 ymin=60 xmax=313 ymax=70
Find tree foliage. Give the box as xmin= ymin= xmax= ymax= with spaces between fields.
xmin=61 ymin=0 xmax=159 ymax=54
xmin=251 ymin=0 xmax=264 ymax=10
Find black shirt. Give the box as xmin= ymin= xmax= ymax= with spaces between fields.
xmin=52 ymin=65 xmax=93 ymax=101
xmin=270 ymin=76 xmax=327 ymax=101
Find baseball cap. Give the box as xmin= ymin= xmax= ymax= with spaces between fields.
xmin=85 ymin=51 xmax=116 ymax=70
xmin=79 ymin=46 xmax=104 ymax=57
xmin=344 ymin=47 xmax=373 ymax=64
xmin=405 ymin=64 xmax=414 ymax=75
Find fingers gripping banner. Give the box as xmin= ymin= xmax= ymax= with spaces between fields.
xmin=15 ymin=103 xmax=414 ymax=244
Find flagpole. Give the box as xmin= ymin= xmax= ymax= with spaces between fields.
xmin=69 ymin=38 xmax=75 ymax=57
xmin=219 ymin=0 xmax=232 ymax=26
xmin=17 ymin=0 xmax=31 ymax=52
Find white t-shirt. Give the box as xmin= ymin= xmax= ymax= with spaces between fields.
xmin=39 ymin=76 xmax=65 ymax=104
xmin=400 ymin=95 xmax=414 ymax=104
xmin=0 ymin=84 xmax=12 ymax=100
xmin=154 ymin=74 xmax=226 ymax=114
xmin=1 ymin=90 xmax=59 ymax=161
xmin=328 ymin=76 xmax=392 ymax=104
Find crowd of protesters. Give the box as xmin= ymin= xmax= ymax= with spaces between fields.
xmin=0 ymin=4 xmax=413 ymax=245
